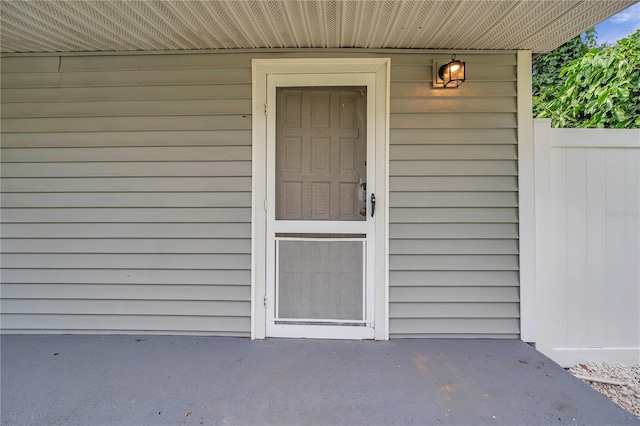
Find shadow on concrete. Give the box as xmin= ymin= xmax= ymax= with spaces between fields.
xmin=1 ymin=336 xmax=638 ymax=425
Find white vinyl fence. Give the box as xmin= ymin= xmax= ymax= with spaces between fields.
xmin=533 ymin=119 xmax=639 ymax=367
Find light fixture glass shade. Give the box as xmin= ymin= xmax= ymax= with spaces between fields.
xmin=438 ymin=55 xmax=466 ymax=88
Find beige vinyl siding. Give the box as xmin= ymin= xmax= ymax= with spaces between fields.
xmin=1 ymin=54 xmax=252 ymax=336
xmin=1 ymin=50 xmax=519 ymax=338
xmin=389 ymin=52 xmax=520 ymax=338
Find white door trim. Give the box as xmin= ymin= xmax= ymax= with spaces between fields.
xmin=251 ymin=58 xmax=390 ymax=340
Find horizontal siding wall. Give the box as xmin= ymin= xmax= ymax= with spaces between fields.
xmin=1 ymin=50 xmax=519 ymax=338
xmin=0 ymin=53 xmax=253 ymax=336
xmin=387 ymin=51 xmax=520 ymax=338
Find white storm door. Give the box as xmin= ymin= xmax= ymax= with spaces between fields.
xmin=265 ymin=74 xmax=376 ymax=339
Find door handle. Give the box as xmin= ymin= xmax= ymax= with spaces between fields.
xmin=370 ymin=193 xmax=376 ymax=217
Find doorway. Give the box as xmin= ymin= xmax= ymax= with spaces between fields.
xmin=252 ymin=59 xmax=389 ymax=339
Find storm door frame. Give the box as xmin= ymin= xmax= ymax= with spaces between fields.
xmin=251 ymin=58 xmax=390 ymax=340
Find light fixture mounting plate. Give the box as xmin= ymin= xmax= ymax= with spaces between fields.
xmin=432 ymin=58 xmax=451 ymax=88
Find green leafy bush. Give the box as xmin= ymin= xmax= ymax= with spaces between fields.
xmin=536 ymin=30 xmax=640 ymax=128
xmin=532 ymin=29 xmax=596 ymax=118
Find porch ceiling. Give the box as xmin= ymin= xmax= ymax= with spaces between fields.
xmin=1 ymin=1 xmax=636 ymax=55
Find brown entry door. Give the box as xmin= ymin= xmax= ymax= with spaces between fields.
xmin=276 ymin=86 xmax=367 ymax=221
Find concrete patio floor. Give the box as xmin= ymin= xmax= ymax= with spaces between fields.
xmin=1 ymin=336 xmax=638 ymax=426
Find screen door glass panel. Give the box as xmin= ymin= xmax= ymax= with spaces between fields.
xmin=276 ymin=87 xmax=367 ymax=221
xmin=277 ymin=240 xmax=364 ymax=321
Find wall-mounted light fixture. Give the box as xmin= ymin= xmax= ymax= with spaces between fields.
xmin=434 ymin=54 xmax=466 ymax=88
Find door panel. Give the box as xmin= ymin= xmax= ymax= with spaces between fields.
xmin=268 ymin=84 xmax=374 ymax=338
xmin=276 ymin=87 xmax=366 ymax=221
xmin=277 ymin=239 xmax=364 ymax=321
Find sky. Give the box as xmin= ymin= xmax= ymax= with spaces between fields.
xmin=594 ymin=2 xmax=640 ymax=45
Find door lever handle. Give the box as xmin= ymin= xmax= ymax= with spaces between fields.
xmin=370 ymin=193 xmax=376 ymax=217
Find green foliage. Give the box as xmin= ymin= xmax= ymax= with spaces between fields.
xmin=534 ymin=29 xmax=640 ymax=129
xmin=532 ymin=29 xmax=596 ymax=118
